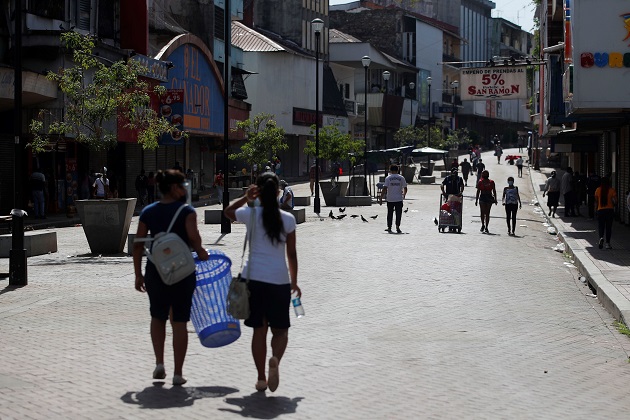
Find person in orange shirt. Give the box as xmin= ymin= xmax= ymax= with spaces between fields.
xmin=594 ymin=176 xmax=617 ymax=249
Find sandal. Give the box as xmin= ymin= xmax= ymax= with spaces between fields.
xmin=152 ymin=364 xmax=166 ymax=380
xmin=255 ymin=380 xmax=268 ymax=391
xmin=268 ymin=356 xmax=279 ymax=392
xmin=172 ymin=375 xmax=187 ymax=386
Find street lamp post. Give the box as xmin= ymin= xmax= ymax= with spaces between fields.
xmin=362 ymin=55 xmax=371 ymax=196
xmin=451 ymin=80 xmax=459 ymax=131
xmin=427 ymin=76 xmax=432 ymax=147
xmin=312 ymin=18 xmax=323 ymax=214
xmin=409 ymin=82 xmax=415 ymax=127
xmin=383 ymin=71 xmax=390 ymax=149
xmin=382 ymin=70 xmax=390 ymax=94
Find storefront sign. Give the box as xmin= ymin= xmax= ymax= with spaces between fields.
xmin=570 ymin=0 xmax=630 ymax=111
xmin=160 ymin=89 xmax=185 ymax=145
xmin=131 ymin=54 xmax=170 ymax=82
xmin=460 ymin=67 xmax=527 ymax=101
xmin=293 ymin=107 xmax=322 ymax=126
xmin=162 ymin=43 xmax=224 ymax=135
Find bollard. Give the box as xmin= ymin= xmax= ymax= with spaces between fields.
xmin=9 ymin=209 xmax=27 ymax=286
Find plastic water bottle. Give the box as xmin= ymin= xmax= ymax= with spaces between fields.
xmin=292 ymin=292 xmax=305 ymax=318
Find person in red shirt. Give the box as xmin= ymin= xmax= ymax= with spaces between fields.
xmin=475 ymin=170 xmax=497 ymax=234
xmin=213 ymin=170 xmax=224 ymax=204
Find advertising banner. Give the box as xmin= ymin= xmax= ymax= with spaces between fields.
xmin=159 ymin=89 xmax=185 ymax=145
xmin=570 ymin=0 xmax=630 ymax=111
xmin=460 ymin=67 xmax=527 ymax=101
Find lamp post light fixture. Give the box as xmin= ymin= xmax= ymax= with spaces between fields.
xmin=427 ymin=76 xmax=432 ymax=147
xmin=312 ymin=18 xmax=324 ymax=214
xmin=408 ymin=81 xmax=415 ymax=127
xmin=450 ymin=80 xmax=459 ymax=130
xmin=382 ymin=70 xmax=390 ymax=94
xmin=362 ymin=55 xmax=371 ymax=196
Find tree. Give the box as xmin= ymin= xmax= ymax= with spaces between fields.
xmin=393 ymin=125 xmax=423 ymax=147
xmin=29 ymin=32 xmax=175 ymax=152
xmin=304 ymin=123 xmax=363 ymax=163
xmin=229 ymin=113 xmax=287 ymax=169
xmin=442 ymin=128 xmax=472 ymax=150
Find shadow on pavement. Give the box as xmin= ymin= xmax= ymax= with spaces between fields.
xmin=218 ymin=392 xmax=304 ymax=419
xmin=0 ymin=284 xmax=25 ymax=295
xmin=120 ymin=383 xmax=238 ymax=409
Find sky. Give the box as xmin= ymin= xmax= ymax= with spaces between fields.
xmin=329 ymin=0 xmax=537 ymax=33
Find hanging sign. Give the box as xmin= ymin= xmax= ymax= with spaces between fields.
xmin=460 ymin=67 xmax=527 ymax=101
xmin=159 ymin=89 xmax=185 ymax=145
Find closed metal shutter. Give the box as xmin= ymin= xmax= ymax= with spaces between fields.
xmin=126 ymin=144 xmax=143 ymax=199
xmin=89 ymin=149 xmax=108 ymax=175
xmin=598 ymin=134 xmax=607 ymax=177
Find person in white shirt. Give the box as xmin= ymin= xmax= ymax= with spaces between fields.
xmin=92 ymin=172 xmax=110 ymax=199
xmin=224 ymin=172 xmax=299 ymax=393
xmin=515 ymin=156 xmax=524 ymax=178
xmin=379 ymin=164 xmax=408 ymax=233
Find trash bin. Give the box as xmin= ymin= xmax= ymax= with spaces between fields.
xmin=190 ymin=250 xmax=241 ymax=348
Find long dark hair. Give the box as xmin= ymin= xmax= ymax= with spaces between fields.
xmin=257 ymin=172 xmax=283 ymax=244
xmin=599 ymin=176 xmax=610 ymax=207
xmin=156 ymin=169 xmax=185 ymax=195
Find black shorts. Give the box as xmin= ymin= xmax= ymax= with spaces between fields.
xmin=144 ymin=263 xmax=197 ymax=323
xmin=244 ymin=280 xmax=291 ymax=329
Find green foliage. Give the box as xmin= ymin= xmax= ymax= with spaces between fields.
xmin=304 ymin=124 xmax=363 ymax=162
xmin=29 ymin=32 xmax=176 ymax=153
xmin=441 ymin=128 xmax=472 ymax=150
xmin=394 ymin=125 xmax=441 ymax=148
xmin=614 ymin=321 xmax=630 ymax=337
xmin=394 ymin=126 xmax=422 ymax=147
xmin=229 ymin=113 xmax=287 ymax=168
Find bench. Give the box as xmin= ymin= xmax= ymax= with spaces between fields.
xmin=0 ymin=231 xmax=58 ymax=257
xmin=204 ymin=209 xmax=224 ymax=224
xmin=336 ymin=196 xmax=372 ymax=206
xmin=420 ymin=176 xmax=436 ymax=184
xmin=293 ymin=196 xmax=311 ymax=206
xmin=289 ymin=208 xmax=306 ymax=224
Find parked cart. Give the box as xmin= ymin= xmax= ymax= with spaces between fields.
xmin=438 ymin=194 xmax=463 ymax=233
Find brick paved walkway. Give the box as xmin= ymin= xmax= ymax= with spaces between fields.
xmin=1 ymin=150 xmax=630 ymax=418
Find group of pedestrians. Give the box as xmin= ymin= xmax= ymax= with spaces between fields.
xmin=133 ymin=170 xmax=300 ymax=393
xmin=542 ymin=167 xmax=620 ymax=249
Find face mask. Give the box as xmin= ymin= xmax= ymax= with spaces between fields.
xmin=508 ymin=181 xmax=514 ymax=186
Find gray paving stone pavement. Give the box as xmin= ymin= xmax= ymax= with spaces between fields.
xmin=2 ymin=149 xmax=630 ymax=419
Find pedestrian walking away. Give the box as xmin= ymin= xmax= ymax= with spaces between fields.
xmin=309 ymin=160 xmax=321 ymax=196
xmin=30 ymin=168 xmax=47 ymax=219
xmin=586 ymin=171 xmax=601 ymax=219
xmin=515 ymin=156 xmax=524 ymax=178
xmin=594 ymin=176 xmax=617 ymax=249
xmin=213 ymin=170 xmax=224 ymax=204
xmin=475 ymin=158 xmax=485 ymax=184
xmin=502 ymin=176 xmax=522 ymax=236
xmin=379 ymin=164 xmax=407 ymax=234
xmin=561 ymin=167 xmax=576 ymax=217
xmin=494 ymin=145 xmax=503 ymax=164
xmin=224 ymin=172 xmax=300 ymax=393
xmin=475 ymin=170 xmax=497 ymax=233
xmin=542 ymin=171 xmax=561 ymax=217
xmin=132 ymin=169 xmax=209 ymax=386
xmin=459 ymin=158 xmax=472 ymax=186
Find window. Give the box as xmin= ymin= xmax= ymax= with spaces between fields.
xmin=76 ymin=0 xmax=92 ymax=31
xmin=214 ymin=5 xmax=225 ymax=40
xmin=98 ymin=1 xmax=118 ymax=40
xmin=344 ymin=83 xmax=350 ymax=99
xmin=29 ymin=0 xmax=65 ymax=20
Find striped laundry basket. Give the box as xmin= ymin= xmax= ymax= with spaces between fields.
xmin=190 ymin=250 xmax=241 ymax=348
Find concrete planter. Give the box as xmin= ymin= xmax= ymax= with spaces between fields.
xmin=402 ymin=166 xmax=416 ymax=183
xmin=319 ymin=181 xmax=349 ymax=207
xmin=75 ymin=198 xmax=137 ymax=254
